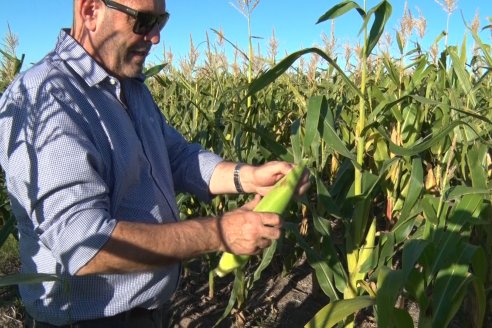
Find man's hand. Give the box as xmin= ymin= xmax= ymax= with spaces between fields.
xmin=244 ymin=161 xmax=310 ymax=197
xmin=218 ymin=195 xmax=282 ymax=255
xmin=209 ymin=160 xmax=310 ymax=196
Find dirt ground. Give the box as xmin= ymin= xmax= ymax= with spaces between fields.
xmin=169 ymin=257 xmax=336 ymax=328
xmin=168 ymin=253 xmax=382 ymax=328
xmin=2 ymin=254 xmax=489 ymax=327
xmin=0 ymin=256 xmax=350 ymax=328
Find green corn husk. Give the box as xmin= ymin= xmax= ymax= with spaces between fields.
xmin=214 ymin=162 xmax=306 ymax=278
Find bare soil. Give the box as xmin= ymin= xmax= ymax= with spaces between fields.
xmin=168 ymin=253 xmax=382 ymax=328
xmin=0 ymin=287 xmax=22 ymax=328
xmin=0 ymin=256 xmax=343 ymax=328
xmin=0 ymin=254 xmax=23 ymax=328
xmin=169 ymin=257 xmax=335 ymax=328
xmin=2 ymin=254 xmax=489 ymax=327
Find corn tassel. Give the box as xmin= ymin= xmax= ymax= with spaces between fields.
xmin=214 ymin=162 xmax=307 ymax=278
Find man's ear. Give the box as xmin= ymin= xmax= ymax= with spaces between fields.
xmin=78 ymin=0 xmax=103 ymax=32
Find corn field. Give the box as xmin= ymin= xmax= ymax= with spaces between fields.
xmin=1 ymin=0 xmax=492 ymax=327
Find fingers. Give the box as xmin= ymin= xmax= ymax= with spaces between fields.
xmin=257 ymin=211 xmax=282 ymax=227
xmin=248 ymin=212 xmax=282 ymax=241
xmin=241 ymin=194 xmax=262 ymax=211
xmin=257 ymin=162 xmax=310 ymax=195
xmin=254 ymin=238 xmax=273 ymax=253
xmin=273 ymin=161 xmax=295 ymax=176
xmin=259 ymin=223 xmax=282 ymax=240
xmin=219 ymin=210 xmax=283 ymax=255
xmin=249 ymin=227 xmax=279 ymax=255
xmin=252 ymin=161 xmax=294 ymax=195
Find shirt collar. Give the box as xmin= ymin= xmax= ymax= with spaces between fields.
xmin=55 ymin=29 xmax=145 ymax=87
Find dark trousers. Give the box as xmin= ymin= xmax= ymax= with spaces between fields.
xmin=24 ymin=304 xmax=172 ymax=328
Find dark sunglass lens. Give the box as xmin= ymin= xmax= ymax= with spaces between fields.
xmin=133 ymin=14 xmax=156 ymax=35
xmin=134 ymin=13 xmax=169 ymax=35
xmin=158 ymin=13 xmax=170 ymax=29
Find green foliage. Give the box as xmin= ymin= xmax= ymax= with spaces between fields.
xmin=147 ymin=3 xmax=492 ymax=324
xmin=0 ymin=1 xmax=491 ymax=327
xmin=0 ymin=26 xmax=24 ymax=93
xmin=224 ymin=1 xmax=491 ymax=327
xmin=0 ymin=27 xmax=23 ymax=261
xmin=0 ymin=235 xmax=19 ymax=275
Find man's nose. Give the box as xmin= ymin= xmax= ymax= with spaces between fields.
xmin=144 ymin=26 xmax=161 ymax=44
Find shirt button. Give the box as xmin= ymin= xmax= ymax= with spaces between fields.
xmin=109 ymin=78 xmax=116 ymax=85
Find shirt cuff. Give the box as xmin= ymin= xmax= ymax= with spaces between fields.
xmin=48 ymin=209 xmax=117 ymax=275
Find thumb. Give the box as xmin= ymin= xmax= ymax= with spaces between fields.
xmin=241 ymin=194 xmax=262 ymax=211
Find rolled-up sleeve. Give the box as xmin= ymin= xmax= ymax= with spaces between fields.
xmin=160 ymin=117 xmax=223 ymax=201
xmin=3 ymin=83 xmax=116 ymax=275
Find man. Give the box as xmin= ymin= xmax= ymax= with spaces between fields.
xmin=0 ymin=0 xmax=308 ymax=327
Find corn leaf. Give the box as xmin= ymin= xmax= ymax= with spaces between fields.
xmin=320 ymin=108 xmax=358 ymax=166
xmin=291 ymin=118 xmax=303 ymax=163
xmin=285 ymin=222 xmax=341 ymax=301
xmin=421 ymin=195 xmax=439 ymax=226
xmin=361 ymin=0 xmax=392 ymax=57
xmin=305 ymin=295 xmax=374 ymax=328
xmin=448 ymin=47 xmax=477 ymax=108
xmin=466 ymin=144 xmax=488 ymax=189
xmin=144 ymin=63 xmax=167 ymax=78
xmin=0 ymin=213 xmax=16 ymax=247
xmin=432 ymin=244 xmax=477 ymax=327
xmin=316 ymin=1 xmax=365 ymax=24
xmin=468 ymin=22 xmax=492 ymax=67
xmin=214 ymin=270 xmax=245 ymax=327
xmin=350 ymin=172 xmax=378 ymax=246
xmin=378 ymin=120 xmax=481 ymax=157
xmin=246 ymin=48 xmax=363 ymax=100
xmin=445 ymin=186 xmax=491 ymax=200
xmin=376 ymin=239 xmax=430 ymax=327
xmin=304 ymin=96 xmax=323 ymax=151
xmin=469 ymin=274 xmax=487 ymax=328
xmin=251 ymin=240 xmax=278 ymax=285
xmin=251 ymin=125 xmax=294 ymax=162
xmin=398 ymin=157 xmax=423 ymax=223
xmin=210 ymin=28 xmax=249 ymax=62
xmin=314 ymin=174 xmax=342 ymax=219
xmin=431 ymin=194 xmax=483 ymax=276
xmin=0 ymin=273 xmax=60 ymax=287
xmin=392 ymin=308 xmax=414 ymax=328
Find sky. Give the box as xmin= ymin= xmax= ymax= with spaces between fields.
xmin=0 ymin=0 xmax=490 ymax=70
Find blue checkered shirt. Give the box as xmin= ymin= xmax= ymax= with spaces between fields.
xmin=0 ymin=29 xmax=223 ymax=325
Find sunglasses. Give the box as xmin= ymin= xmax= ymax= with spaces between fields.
xmin=101 ymin=0 xmax=170 ymax=35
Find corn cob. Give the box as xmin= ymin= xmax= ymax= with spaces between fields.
xmin=214 ymin=162 xmax=307 ymax=278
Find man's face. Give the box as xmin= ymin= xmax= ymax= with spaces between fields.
xmin=96 ymin=0 xmax=166 ymax=79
